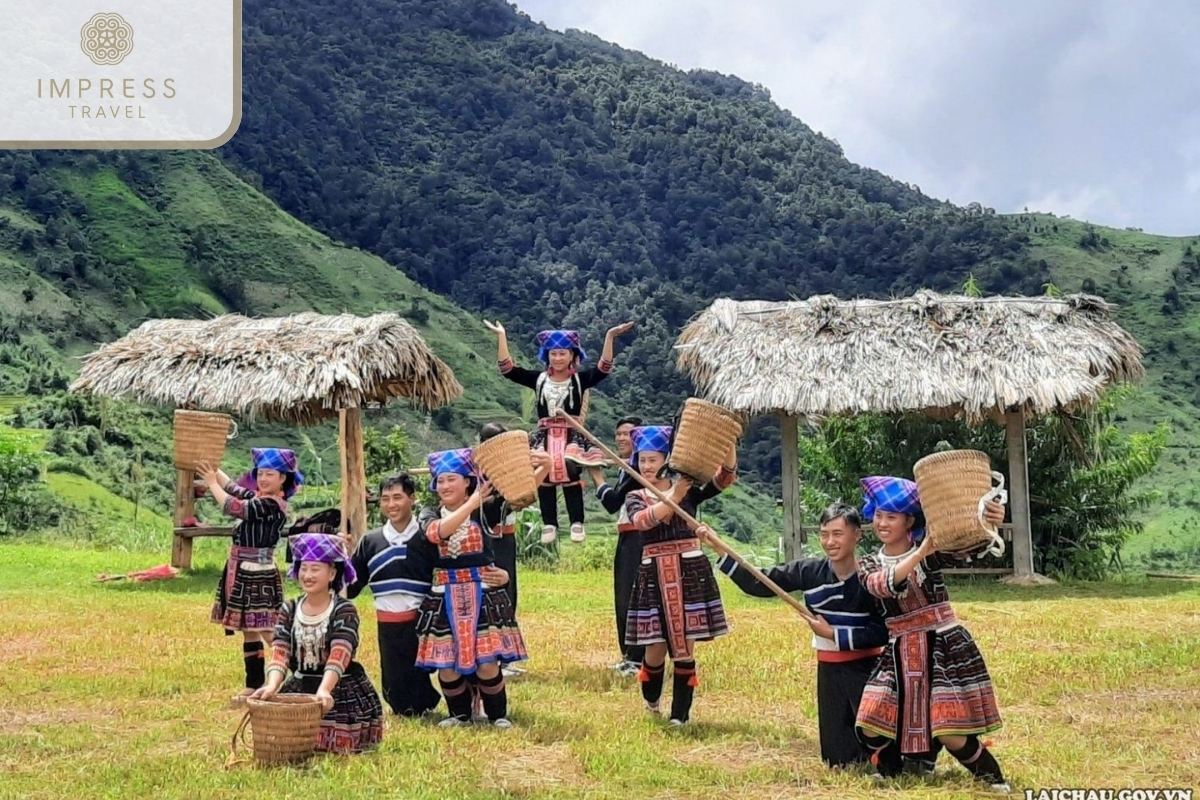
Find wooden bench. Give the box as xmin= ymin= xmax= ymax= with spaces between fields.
xmin=171 ymin=525 xmax=232 ymax=569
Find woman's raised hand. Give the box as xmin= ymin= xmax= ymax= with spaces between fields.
xmin=483 ymin=320 xmax=506 ymax=337
xmin=607 ymin=321 xmax=635 ymax=338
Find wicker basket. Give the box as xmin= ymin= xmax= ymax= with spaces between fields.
xmin=173 ymin=409 xmax=236 ymax=471
xmin=473 ymin=430 xmax=538 ymax=510
xmin=233 ymin=694 xmax=324 ymax=767
xmin=668 ymin=398 xmax=743 ymax=483
xmin=913 ymin=449 xmax=1007 ymax=556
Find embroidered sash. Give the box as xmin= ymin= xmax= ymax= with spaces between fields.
xmin=223 ymin=545 xmax=274 ymax=605
xmin=887 ymin=602 xmax=957 ymax=753
xmin=434 ymin=567 xmax=484 ymax=674
xmin=643 ymin=538 xmax=700 ymax=657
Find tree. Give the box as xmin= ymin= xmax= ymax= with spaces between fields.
xmin=0 ymin=430 xmax=44 ymax=534
xmin=795 ymin=387 xmax=1166 ymax=579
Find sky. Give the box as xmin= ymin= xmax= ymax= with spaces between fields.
xmin=516 ymin=0 xmax=1200 ymax=236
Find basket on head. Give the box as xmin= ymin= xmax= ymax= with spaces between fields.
xmin=473 ymin=430 xmax=538 ymax=510
xmin=173 ymin=409 xmax=236 ymax=471
xmin=913 ymin=449 xmax=1007 ymax=556
xmin=238 ymin=694 xmax=324 ymax=766
xmin=667 ymin=398 xmax=743 ymax=484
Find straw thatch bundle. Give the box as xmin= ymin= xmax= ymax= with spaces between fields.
xmin=675 ymin=291 xmax=1143 ymax=422
xmin=70 ymin=312 xmax=462 ymax=424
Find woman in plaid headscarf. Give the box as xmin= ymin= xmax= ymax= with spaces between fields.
xmin=621 ymin=424 xmax=738 ymax=726
xmin=197 ymin=447 xmax=303 ymax=704
xmin=485 ymin=319 xmax=635 ymax=545
xmin=412 ymin=448 xmax=527 ymax=728
xmin=854 ymin=475 xmax=1011 ymax=792
xmin=252 ymin=533 xmax=384 ymax=754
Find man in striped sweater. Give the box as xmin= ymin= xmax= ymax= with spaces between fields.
xmin=347 ymin=473 xmax=443 ymax=717
xmin=717 ymin=502 xmax=888 ymax=768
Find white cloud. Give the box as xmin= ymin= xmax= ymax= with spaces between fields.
xmin=517 ymin=0 xmax=1200 ymax=235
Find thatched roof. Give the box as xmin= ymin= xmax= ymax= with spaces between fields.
xmin=70 ymin=312 xmax=463 ymax=424
xmin=674 ymin=291 xmax=1144 ymax=422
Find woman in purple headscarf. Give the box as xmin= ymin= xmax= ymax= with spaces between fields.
xmin=484 ymin=319 xmax=635 ymax=544
xmin=197 ymin=447 xmax=303 ymax=703
xmin=252 ymin=532 xmax=384 ymax=754
xmin=622 ymin=425 xmax=738 ymax=726
xmin=854 ymin=475 xmax=1011 ymax=792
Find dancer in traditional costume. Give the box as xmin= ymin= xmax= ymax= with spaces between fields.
xmin=197 ymin=448 xmax=303 ymax=703
xmin=346 ymin=472 xmax=442 ymax=717
xmin=854 ymin=476 xmax=1010 ymax=792
xmin=485 ymin=319 xmax=635 ymax=544
xmin=253 ymin=533 xmax=384 ymax=754
xmin=623 ymin=425 xmax=737 ymax=725
xmin=587 ymin=415 xmax=645 ymax=676
xmin=413 ymin=448 xmax=528 ymax=727
xmin=717 ymin=502 xmax=887 ymax=767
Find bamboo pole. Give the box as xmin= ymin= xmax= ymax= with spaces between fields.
xmin=555 ymin=411 xmax=817 ymax=621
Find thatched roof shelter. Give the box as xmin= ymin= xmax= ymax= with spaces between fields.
xmin=70 ymin=312 xmax=462 ymax=566
xmin=674 ymin=291 xmax=1145 ymax=583
xmin=675 ymin=291 xmax=1143 ymax=422
xmin=70 ymin=312 xmax=462 ymax=424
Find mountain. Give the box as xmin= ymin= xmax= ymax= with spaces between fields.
xmin=1023 ymin=214 xmax=1200 ymax=570
xmin=219 ymin=0 xmax=1050 ymax=484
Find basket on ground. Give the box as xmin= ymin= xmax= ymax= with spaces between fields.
xmin=913 ymin=449 xmax=1007 ymax=556
xmin=668 ymin=398 xmax=743 ymax=484
xmin=173 ymin=409 xmax=236 ymax=471
xmin=236 ymin=694 xmax=324 ymax=766
xmin=474 ymin=430 xmax=538 ymax=510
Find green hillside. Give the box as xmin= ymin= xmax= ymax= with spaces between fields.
xmin=1019 ymin=213 xmax=1200 ymax=569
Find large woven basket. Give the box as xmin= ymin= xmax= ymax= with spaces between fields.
xmin=173 ymin=409 xmax=236 ymax=471
xmin=913 ymin=449 xmax=1007 ymax=556
xmin=473 ymin=430 xmax=538 ymax=510
xmin=233 ymin=694 xmax=324 ymax=767
xmin=668 ymin=398 xmax=743 ymax=483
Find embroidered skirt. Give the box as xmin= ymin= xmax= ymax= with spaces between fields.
xmin=531 ymin=419 xmax=608 ymax=485
xmin=280 ymin=663 xmax=384 ymax=754
xmin=414 ymin=581 xmax=528 ymax=674
xmin=626 ymin=539 xmax=729 ymax=658
xmin=856 ymin=623 xmax=1002 ymax=753
xmin=211 ymin=549 xmax=283 ymax=633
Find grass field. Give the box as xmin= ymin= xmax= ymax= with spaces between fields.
xmin=0 ymin=540 xmax=1196 ymax=800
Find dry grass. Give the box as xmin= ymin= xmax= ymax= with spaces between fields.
xmin=675 ymin=292 xmax=1144 ymax=421
xmin=0 ymin=541 xmax=1196 ymax=800
xmin=69 ymin=312 xmax=463 ymax=424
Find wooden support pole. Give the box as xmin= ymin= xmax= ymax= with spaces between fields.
xmin=780 ymin=413 xmax=805 ymax=561
xmin=171 ymin=468 xmax=196 ymax=570
xmin=339 ymin=408 xmax=368 ymax=550
xmin=1005 ymin=409 xmax=1035 ymax=579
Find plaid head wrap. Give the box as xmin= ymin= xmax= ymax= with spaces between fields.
xmin=234 ymin=447 xmax=304 ymax=499
xmin=629 ymin=425 xmax=673 ymax=470
xmin=861 ymin=476 xmax=926 ymax=542
xmin=288 ymin=533 xmax=356 ymax=590
xmin=536 ymin=330 xmax=587 ymax=365
xmin=427 ymin=448 xmax=477 ymax=491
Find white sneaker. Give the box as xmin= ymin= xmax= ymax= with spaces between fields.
xmin=668 ymin=718 xmax=686 ymax=726
xmin=609 ymin=660 xmax=628 ymax=671
xmin=501 ymin=665 xmax=525 ymax=678
xmin=989 ymin=783 xmax=1012 ymax=795
xmin=569 ymin=523 xmax=585 ymax=543
xmin=492 ymin=718 xmax=513 ymax=729
xmin=618 ymin=660 xmax=640 ymax=677
xmin=438 ymin=717 xmax=466 ymax=728
xmin=540 ymin=525 xmax=557 ymax=544
xmin=645 ymin=701 xmax=661 ymax=716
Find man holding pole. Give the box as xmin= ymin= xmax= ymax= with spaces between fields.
xmin=716 ymin=502 xmax=887 ymax=768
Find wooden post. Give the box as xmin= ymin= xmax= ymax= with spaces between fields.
xmin=171 ymin=468 xmax=195 ymax=570
xmin=339 ymin=408 xmax=368 ymax=550
xmin=1005 ymin=409 xmax=1035 ymax=579
xmin=780 ymin=412 xmax=805 ymax=561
